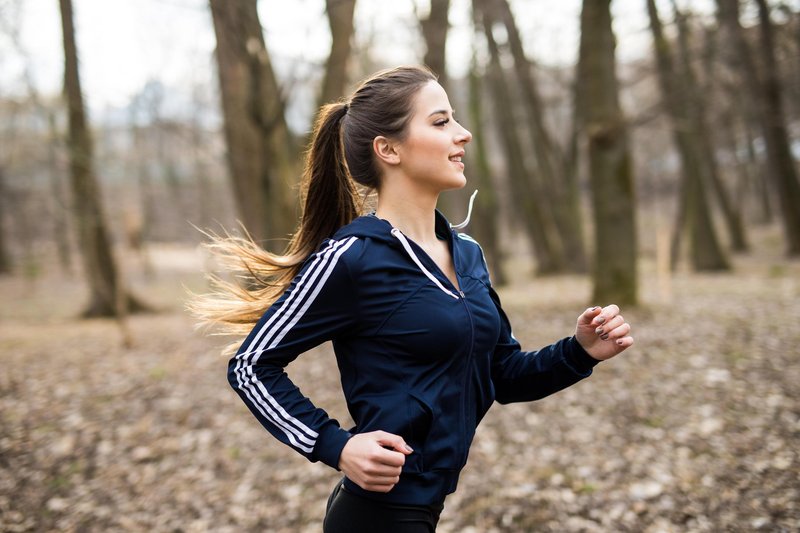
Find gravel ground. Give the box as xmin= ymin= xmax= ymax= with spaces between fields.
xmin=1 ymin=241 xmax=798 ymax=532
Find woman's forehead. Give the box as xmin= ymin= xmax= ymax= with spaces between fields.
xmin=412 ymin=81 xmax=453 ymax=116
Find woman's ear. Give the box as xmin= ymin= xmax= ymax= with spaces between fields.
xmin=373 ymin=136 xmax=401 ymax=167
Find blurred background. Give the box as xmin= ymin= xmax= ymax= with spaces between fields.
xmin=0 ymin=0 xmax=798 ymax=531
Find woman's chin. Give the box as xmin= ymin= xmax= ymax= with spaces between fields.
xmin=442 ymin=174 xmax=467 ymax=191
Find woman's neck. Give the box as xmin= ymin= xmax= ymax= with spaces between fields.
xmin=375 ymin=190 xmax=440 ymax=246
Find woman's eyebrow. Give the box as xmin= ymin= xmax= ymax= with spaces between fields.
xmin=428 ymin=109 xmax=456 ymax=117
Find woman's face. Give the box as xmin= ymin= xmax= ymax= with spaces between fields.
xmin=394 ymin=80 xmax=473 ymax=192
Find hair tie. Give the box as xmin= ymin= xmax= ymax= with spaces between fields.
xmin=342 ymin=102 xmax=349 ymax=114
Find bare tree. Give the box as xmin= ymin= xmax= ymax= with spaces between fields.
xmin=716 ymin=0 xmax=800 ymax=256
xmin=488 ymin=0 xmax=587 ymax=273
xmin=646 ymin=0 xmax=729 ymax=272
xmin=59 ymin=0 xmax=146 ymax=317
xmin=476 ymin=0 xmax=566 ymax=274
xmin=753 ymin=0 xmax=800 ymax=255
xmin=419 ymin=0 xmax=451 ymax=89
xmin=0 ymin=166 xmax=11 ymax=274
xmin=319 ymin=0 xmax=357 ymax=106
xmin=209 ymin=0 xmax=297 ymax=248
xmin=577 ymin=0 xmax=638 ymax=304
xmin=706 ymin=20 xmax=770 ymax=226
xmin=127 ymin=92 xmax=157 ymax=278
xmin=2 ymin=0 xmax=72 ymax=275
xmin=465 ymin=55 xmax=506 ymax=285
xmin=714 ymin=1 xmax=773 ymax=225
xmin=45 ymin=108 xmax=74 ymax=275
xmin=189 ymin=83 xmax=214 ymax=234
xmin=673 ymin=4 xmax=748 ymax=252
xmin=0 ymin=77 xmax=11 ymax=275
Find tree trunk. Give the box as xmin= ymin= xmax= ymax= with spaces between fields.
xmin=420 ymin=0 xmax=451 ymax=90
xmin=490 ymin=0 xmax=587 ymax=273
xmin=465 ymin=56 xmax=506 ymax=285
xmin=753 ymin=0 xmax=800 ymax=255
xmin=190 ymin=88 xmax=213 ymax=233
xmin=670 ymin=169 xmax=689 ymax=271
xmin=209 ymin=0 xmax=297 ymax=248
xmin=715 ymin=0 xmax=772 ymax=226
xmin=778 ymin=3 xmax=800 ymax=120
xmin=319 ymin=0 xmax=357 ymax=106
xmin=719 ymin=106 xmax=753 ymax=222
xmin=577 ymin=0 xmax=638 ymax=305
xmin=716 ymin=0 xmax=800 ymax=255
xmin=128 ymin=115 xmax=156 ymax=279
xmin=15 ymin=44 xmax=75 ymax=276
xmin=59 ymin=0 xmax=146 ymax=317
xmin=157 ymin=123 xmax=188 ymax=224
xmin=477 ymin=1 xmax=566 ymax=275
xmin=46 ymin=108 xmax=74 ymax=275
xmin=562 ymin=77 xmax=587 ymax=271
xmin=745 ymin=118 xmax=773 ymax=223
xmin=725 ymin=97 xmax=773 ymax=223
xmin=0 ymin=166 xmax=11 ymax=274
xmin=795 ymin=4 xmax=800 ymax=104
xmin=563 ymin=76 xmax=587 ymax=269
xmin=674 ymin=4 xmax=748 ymax=252
xmin=647 ymin=0 xmax=729 ymax=271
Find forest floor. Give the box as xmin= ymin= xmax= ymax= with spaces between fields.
xmin=1 ymin=226 xmax=799 ymax=532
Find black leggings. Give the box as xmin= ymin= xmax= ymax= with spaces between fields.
xmin=323 ymin=479 xmax=444 ymax=533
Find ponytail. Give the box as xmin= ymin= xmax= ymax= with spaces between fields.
xmin=189 ymin=66 xmax=436 ymax=354
xmin=296 ymin=102 xmax=360 ymax=259
xmin=189 ymin=101 xmax=361 ymax=352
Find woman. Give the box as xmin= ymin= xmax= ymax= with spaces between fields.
xmin=195 ymin=65 xmax=633 ymax=532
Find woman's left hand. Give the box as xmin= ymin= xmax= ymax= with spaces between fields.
xmin=575 ymin=304 xmax=634 ymax=361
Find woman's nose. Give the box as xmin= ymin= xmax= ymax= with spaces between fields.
xmin=457 ymin=125 xmax=472 ymax=144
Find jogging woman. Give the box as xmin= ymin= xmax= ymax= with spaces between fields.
xmin=195 ymin=65 xmax=634 ymax=532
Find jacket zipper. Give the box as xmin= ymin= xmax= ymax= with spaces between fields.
xmin=452 ymin=241 xmax=475 ymax=467
xmin=390 ymin=227 xmax=475 ymax=468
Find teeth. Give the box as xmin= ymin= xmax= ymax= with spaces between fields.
xmin=450 ymin=156 xmax=462 ymax=162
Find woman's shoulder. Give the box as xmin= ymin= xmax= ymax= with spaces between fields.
xmin=309 ymin=234 xmax=366 ymax=270
xmin=454 ymin=231 xmax=482 ymax=249
xmin=454 ymin=231 xmax=486 ymax=259
xmin=453 ymin=231 xmax=491 ymax=279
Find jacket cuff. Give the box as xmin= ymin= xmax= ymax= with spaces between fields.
xmin=564 ymin=335 xmax=601 ymax=376
xmin=312 ymin=424 xmax=353 ymax=470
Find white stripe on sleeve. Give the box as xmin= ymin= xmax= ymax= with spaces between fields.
xmin=232 ymin=237 xmax=358 ymax=453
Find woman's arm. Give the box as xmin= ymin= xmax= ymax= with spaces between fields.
xmin=488 ymin=288 xmax=633 ymax=404
xmin=227 ymin=237 xmax=359 ymax=469
xmin=228 ymin=236 xmax=413 ymax=492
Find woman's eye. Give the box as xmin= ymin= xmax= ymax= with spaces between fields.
xmin=435 ymin=119 xmax=450 ymax=127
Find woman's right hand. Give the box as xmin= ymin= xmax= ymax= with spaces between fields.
xmin=338 ymin=431 xmax=413 ymax=493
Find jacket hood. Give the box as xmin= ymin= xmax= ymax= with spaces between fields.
xmin=331 ymin=209 xmax=454 ymax=245
xmin=331 ymin=190 xmax=479 ymax=244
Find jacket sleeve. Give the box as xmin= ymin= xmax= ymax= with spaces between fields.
xmin=227 ymin=236 xmax=360 ymax=470
xmin=488 ymin=284 xmax=601 ymax=404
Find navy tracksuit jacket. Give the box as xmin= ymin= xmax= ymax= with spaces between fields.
xmin=228 ymin=210 xmax=600 ymax=505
